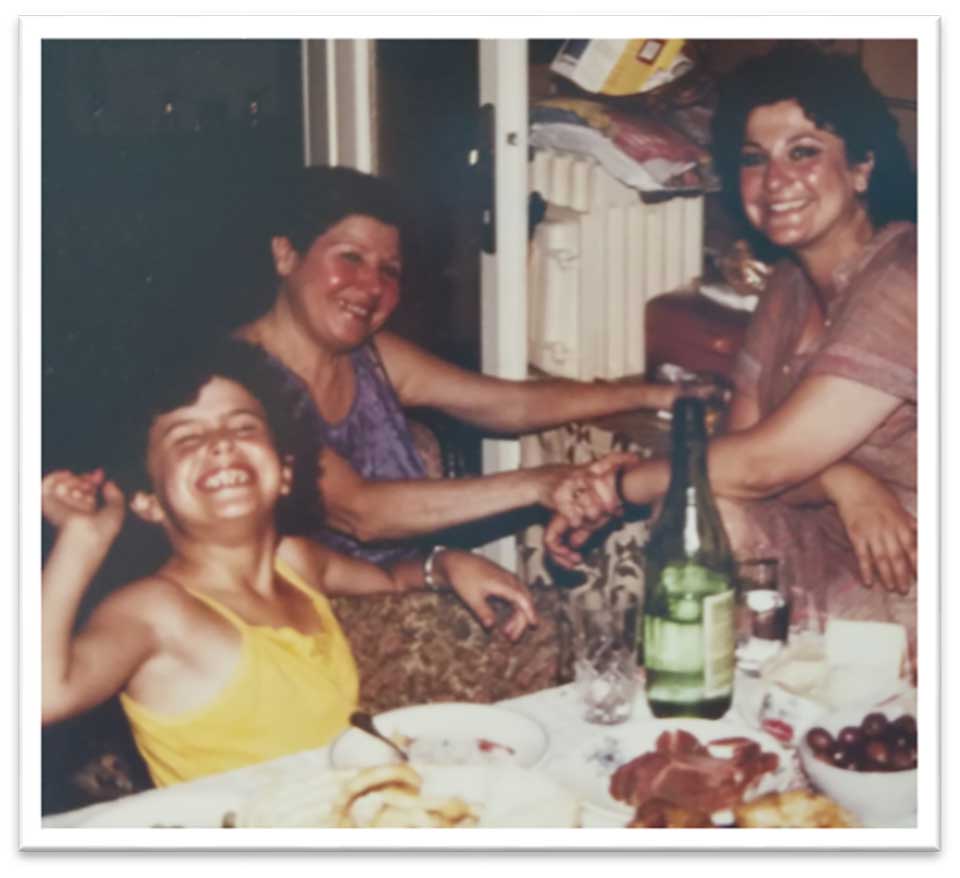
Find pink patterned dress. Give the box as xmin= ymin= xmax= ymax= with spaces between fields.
xmin=727 ymin=222 xmax=918 ymax=655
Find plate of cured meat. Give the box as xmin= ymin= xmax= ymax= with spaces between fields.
xmin=542 ymin=718 xmax=804 ymax=826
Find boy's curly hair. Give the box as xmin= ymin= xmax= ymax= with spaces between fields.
xmin=710 ymin=41 xmax=917 ymax=259
xmin=110 ymin=337 xmax=321 ymax=536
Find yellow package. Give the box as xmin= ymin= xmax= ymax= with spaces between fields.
xmin=551 ymin=39 xmax=693 ymax=97
xmin=535 ymin=98 xmax=614 ymax=131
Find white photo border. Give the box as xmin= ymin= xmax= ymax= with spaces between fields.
xmin=18 ymin=12 xmax=941 ymax=853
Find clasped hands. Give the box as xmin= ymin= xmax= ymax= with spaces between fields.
xmin=543 ymin=452 xmax=641 ymax=570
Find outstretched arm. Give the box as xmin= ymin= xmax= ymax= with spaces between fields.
xmin=375 ymin=331 xmax=689 ymax=435
xmin=709 ymin=375 xmax=902 ymax=499
xmin=612 ymin=374 xmax=901 ymax=505
xmin=41 ymin=471 xmax=156 ymax=724
xmin=546 ymin=373 xmax=904 ymax=566
xmin=317 ymin=445 xmax=581 ymax=543
xmin=315 ymin=332 xmax=721 ymax=544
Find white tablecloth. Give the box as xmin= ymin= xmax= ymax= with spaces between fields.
xmin=43 ymin=678 xmax=781 ymax=829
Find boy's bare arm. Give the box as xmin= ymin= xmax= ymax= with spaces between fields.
xmin=41 ymin=471 xmax=157 ymax=724
xmin=277 ymin=536 xmax=417 ymax=596
xmin=43 ymin=577 xmax=160 ymax=724
xmin=278 ymin=537 xmax=537 ymax=641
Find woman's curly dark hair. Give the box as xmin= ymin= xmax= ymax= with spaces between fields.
xmin=710 ymin=42 xmax=916 ymax=255
xmin=110 ymin=337 xmax=322 ymax=537
xmin=269 ymin=164 xmax=414 ymax=261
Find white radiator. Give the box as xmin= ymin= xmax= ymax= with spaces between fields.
xmin=528 ymin=149 xmax=704 ymax=380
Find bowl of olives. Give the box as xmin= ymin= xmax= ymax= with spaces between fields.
xmin=798 ymin=707 xmax=917 ymax=825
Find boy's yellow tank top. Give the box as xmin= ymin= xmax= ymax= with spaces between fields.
xmin=119 ymin=558 xmax=359 ymax=788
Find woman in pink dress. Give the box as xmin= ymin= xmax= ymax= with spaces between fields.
xmin=545 ymin=43 xmax=919 ymax=662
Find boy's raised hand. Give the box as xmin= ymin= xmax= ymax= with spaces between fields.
xmin=435 ymin=550 xmax=538 ymax=642
xmin=42 ymin=469 xmax=126 ymax=542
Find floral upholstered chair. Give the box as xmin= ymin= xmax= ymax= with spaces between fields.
xmin=329 ymin=417 xmax=564 ymax=713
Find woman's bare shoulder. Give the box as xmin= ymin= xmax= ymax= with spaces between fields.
xmin=371 ymin=329 xmax=429 ymax=363
xmin=373 ymin=330 xmax=484 ymax=408
xmin=371 ymin=331 xmax=454 ymax=403
xmin=375 ymin=330 xmax=466 ymax=367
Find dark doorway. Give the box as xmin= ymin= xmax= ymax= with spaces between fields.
xmin=42 ymin=39 xmax=304 ymax=474
xmin=374 ymin=39 xmax=483 ymax=477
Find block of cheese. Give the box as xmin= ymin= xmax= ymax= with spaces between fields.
xmin=763 ymin=622 xmax=906 ymax=704
xmin=823 ymin=618 xmax=908 ymax=708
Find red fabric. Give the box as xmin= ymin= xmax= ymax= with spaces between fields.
xmin=607 ymin=111 xmax=706 ymax=165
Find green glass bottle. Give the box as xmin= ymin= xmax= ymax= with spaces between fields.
xmin=641 ymin=397 xmax=736 ymax=719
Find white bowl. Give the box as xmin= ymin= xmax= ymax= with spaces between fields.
xmin=329 ymin=702 xmax=549 ymax=770
xmin=798 ymin=705 xmax=917 ymax=827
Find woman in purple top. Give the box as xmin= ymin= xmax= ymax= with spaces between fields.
xmin=254 ymin=340 xmax=430 ymax=566
xmin=546 ymin=43 xmax=919 ymax=662
xmin=234 ymin=165 xmax=686 ymax=607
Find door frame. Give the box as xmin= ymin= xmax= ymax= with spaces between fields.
xmin=478 ymin=39 xmax=529 ymax=571
xmin=301 ymin=38 xmax=376 ymax=171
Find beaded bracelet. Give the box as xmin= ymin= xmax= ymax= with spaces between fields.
xmin=423 ymin=545 xmax=447 ymax=591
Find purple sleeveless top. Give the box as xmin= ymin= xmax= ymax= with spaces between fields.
xmin=263 ymin=342 xmax=427 ymax=564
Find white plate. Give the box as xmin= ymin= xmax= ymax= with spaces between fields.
xmin=542 ymin=717 xmax=802 ymax=821
xmin=329 ymin=703 xmax=549 ymax=770
xmin=238 ymin=763 xmax=580 ymax=828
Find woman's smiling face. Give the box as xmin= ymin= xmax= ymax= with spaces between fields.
xmin=275 ymin=214 xmax=402 ymax=352
xmin=738 ymin=99 xmax=874 ymax=256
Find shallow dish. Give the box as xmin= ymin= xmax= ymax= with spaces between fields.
xmin=798 ymin=704 xmax=917 ymax=827
xmin=328 ymin=702 xmax=549 ymax=770
xmin=542 ymin=716 xmax=802 ymax=822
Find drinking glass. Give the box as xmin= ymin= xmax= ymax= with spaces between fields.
xmin=568 ymin=588 xmax=639 ymax=724
xmin=786 ymin=583 xmax=827 ymax=645
xmin=735 ymin=558 xmax=790 ymax=674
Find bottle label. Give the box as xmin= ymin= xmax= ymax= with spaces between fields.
xmin=702 ymin=589 xmax=734 ymax=697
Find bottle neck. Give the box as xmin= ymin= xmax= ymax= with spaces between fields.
xmin=655 ymin=400 xmax=727 ymax=554
xmin=647 ymin=398 xmax=733 ymax=572
xmin=665 ymin=435 xmax=709 ymax=504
